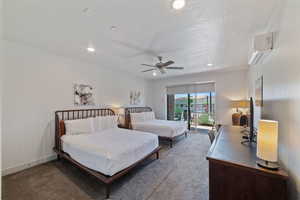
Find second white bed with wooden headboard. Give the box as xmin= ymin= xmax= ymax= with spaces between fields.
xmin=124 ymin=107 xmax=188 ymax=148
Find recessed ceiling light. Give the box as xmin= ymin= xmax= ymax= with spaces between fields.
xmin=110 ymin=26 xmax=117 ymax=31
xmin=82 ymin=8 xmax=89 ymax=13
xmin=207 ymin=63 xmax=213 ymax=66
xmin=172 ymin=0 xmax=186 ymax=10
xmin=87 ymin=47 xmax=95 ymax=52
xmin=152 ymin=71 xmax=157 ymax=76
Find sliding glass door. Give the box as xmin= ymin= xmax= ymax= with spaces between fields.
xmin=167 ymin=93 xmax=188 ymax=121
xmin=167 ymin=83 xmax=215 ymax=131
xmin=189 ymin=92 xmax=215 ymax=129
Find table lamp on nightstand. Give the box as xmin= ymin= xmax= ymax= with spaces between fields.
xmin=231 ymin=100 xmax=250 ymax=126
xmin=256 ymin=120 xmax=279 ymax=170
xmin=110 ymin=106 xmax=126 ymax=127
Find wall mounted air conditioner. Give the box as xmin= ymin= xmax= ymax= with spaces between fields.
xmin=248 ymin=32 xmax=274 ymax=65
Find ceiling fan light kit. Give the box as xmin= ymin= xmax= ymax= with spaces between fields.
xmin=87 ymin=46 xmax=95 ymax=52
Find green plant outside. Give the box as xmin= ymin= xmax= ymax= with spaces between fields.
xmin=198 ymin=113 xmax=214 ymax=125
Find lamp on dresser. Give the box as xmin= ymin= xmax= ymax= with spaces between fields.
xmin=231 ymin=100 xmax=250 ymax=126
xmin=257 ymin=119 xmax=280 ymax=170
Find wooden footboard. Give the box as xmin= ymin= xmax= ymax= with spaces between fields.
xmin=53 ymin=146 xmax=161 ymax=198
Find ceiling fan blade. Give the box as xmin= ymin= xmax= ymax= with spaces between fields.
xmin=166 ymin=67 xmax=184 ymax=70
xmin=162 ymin=60 xmax=175 ymax=66
xmin=141 ymin=64 xmax=156 ymax=67
xmin=141 ymin=69 xmax=156 ymax=72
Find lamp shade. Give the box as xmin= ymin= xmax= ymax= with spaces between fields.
xmin=257 ymin=120 xmax=278 ymax=162
xmin=231 ymin=100 xmax=250 ymax=108
xmin=109 ymin=106 xmax=124 ymax=115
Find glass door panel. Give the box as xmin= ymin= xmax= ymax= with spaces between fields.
xmin=167 ymin=92 xmax=215 ymax=130
xmin=190 ymin=92 xmax=216 ymax=130
xmin=174 ymin=93 xmax=188 ymax=121
xmin=167 ymin=93 xmax=188 ymax=122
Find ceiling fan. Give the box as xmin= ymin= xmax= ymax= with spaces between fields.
xmin=141 ymin=56 xmax=184 ymax=74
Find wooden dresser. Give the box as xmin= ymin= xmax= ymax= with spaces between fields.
xmin=206 ymin=126 xmax=288 ymax=200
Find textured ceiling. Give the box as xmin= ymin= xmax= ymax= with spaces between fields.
xmin=3 ymin=0 xmax=280 ymax=79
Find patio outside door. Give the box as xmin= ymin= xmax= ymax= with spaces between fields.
xmin=189 ymin=92 xmax=215 ymax=130
xmin=167 ymin=91 xmax=215 ymax=130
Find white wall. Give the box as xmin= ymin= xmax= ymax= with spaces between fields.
xmin=248 ymin=0 xmax=300 ymax=199
xmin=148 ymin=69 xmax=248 ymax=125
xmin=0 ymin=0 xmax=4 ymax=195
xmin=2 ymin=40 xmax=149 ymax=175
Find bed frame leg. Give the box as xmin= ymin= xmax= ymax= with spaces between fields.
xmin=170 ymin=139 xmax=173 ymax=148
xmin=156 ymin=151 xmax=159 ymax=159
xmin=57 ymin=155 xmax=61 ymax=161
xmin=105 ymin=184 xmax=111 ymax=199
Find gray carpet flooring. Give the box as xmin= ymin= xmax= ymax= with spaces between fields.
xmin=2 ymin=133 xmax=210 ymax=200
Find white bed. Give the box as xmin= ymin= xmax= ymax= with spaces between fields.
xmin=129 ymin=111 xmax=188 ymax=138
xmin=132 ymin=119 xmax=187 ymax=138
xmin=62 ymin=128 xmax=159 ymax=176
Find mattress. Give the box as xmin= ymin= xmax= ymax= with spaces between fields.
xmin=132 ymin=120 xmax=188 ymax=138
xmin=61 ymin=128 xmax=159 ymax=176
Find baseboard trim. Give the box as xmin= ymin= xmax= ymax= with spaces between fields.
xmin=2 ymin=154 xmax=57 ymax=176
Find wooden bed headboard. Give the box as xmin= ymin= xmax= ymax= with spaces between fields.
xmin=54 ymin=108 xmax=115 ymax=152
xmin=124 ymin=107 xmax=152 ymax=129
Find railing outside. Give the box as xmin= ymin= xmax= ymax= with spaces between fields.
xmin=190 ymin=112 xmax=215 ymax=127
xmin=173 ymin=111 xmax=215 ymax=127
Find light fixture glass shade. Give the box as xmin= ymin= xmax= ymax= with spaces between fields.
xmin=87 ymin=47 xmax=95 ymax=52
xmin=257 ymin=120 xmax=278 ymax=162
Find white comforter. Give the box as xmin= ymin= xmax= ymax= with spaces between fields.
xmin=132 ymin=120 xmax=187 ymax=138
xmin=61 ymin=128 xmax=158 ymax=176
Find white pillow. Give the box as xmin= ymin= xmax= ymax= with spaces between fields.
xmin=144 ymin=112 xmax=155 ymax=121
xmin=64 ymin=118 xmax=94 ymax=135
xmin=130 ymin=112 xmax=145 ymax=124
xmin=95 ymin=116 xmax=118 ymax=131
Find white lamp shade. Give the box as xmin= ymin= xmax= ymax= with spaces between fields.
xmin=257 ymin=120 xmax=278 ymax=162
